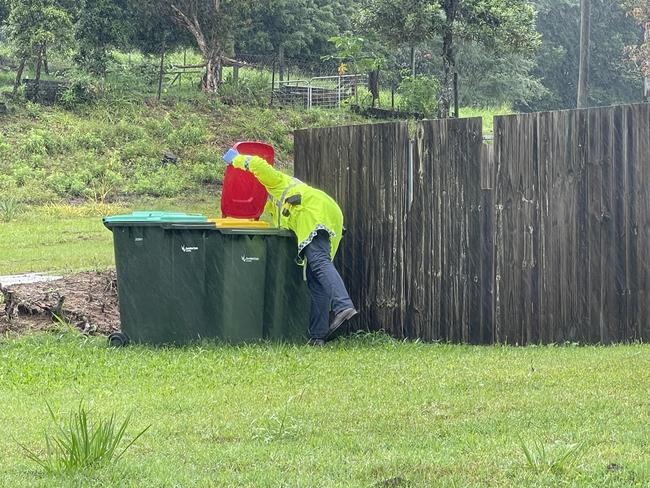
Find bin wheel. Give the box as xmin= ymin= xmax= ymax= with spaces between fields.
xmin=108 ymin=332 xmax=129 ymax=348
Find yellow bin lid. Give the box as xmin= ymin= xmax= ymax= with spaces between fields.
xmin=210 ymin=218 xmax=272 ymax=229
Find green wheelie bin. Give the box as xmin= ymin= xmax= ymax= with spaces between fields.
xmin=104 ymin=213 xmax=311 ymax=346
xmin=210 ymin=223 xmax=311 ymax=343
xmin=263 ymin=230 xmax=312 ymax=342
xmin=104 ymin=212 xmax=215 ymax=346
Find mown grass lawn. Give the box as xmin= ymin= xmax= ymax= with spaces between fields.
xmin=0 ymin=199 xmax=219 ymax=275
xmin=1 ymin=332 xmax=649 ymax=487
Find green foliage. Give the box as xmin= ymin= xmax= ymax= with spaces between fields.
xmin=456 ymin=41 xmax=548 ymax=108
xmin=219 ymin=72 xmax=271 ymax=107
xmin=454 ymin=0 xmax=540 ymax=55
xmin=353 ymin=0 xmax=540 ymax=116
xmin=356 ymin=0 xmax=444 ymax=48
xmin=397 ymin=73 xmax=439 ymax=115
xmin=622 ymin=0 xmax=649 ymax=80
xmin=326 ymin=35 xmax=385 ymax=72
xmin=526 ymin=0 xmax=644 ymax=111
xmin=238 ymin=0 xmax=318 ymax=57
xmin=0 ymin=59 xmax=365 ymax=204
xmin=237 ymin=0 xmax=357 ymax=63
xmin=127 ymin=0 xmax=190 ymax=56
xmin=0 ymin=0 xmax=8 ymax=25
xmin=126 ymin=165 xmax=190 ymax=197
xmin=74 ymin=0 xmax=132 ymax=76
xmin=4 ymin=0 xmax=74 ymax=62
xmin=19 ymin=402 xmax=149 ymax=473
xmin=57 ymin=70 xmax=101 ymax=108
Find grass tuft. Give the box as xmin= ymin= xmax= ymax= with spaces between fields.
xmin=520 ymin=437 xmax=589 ymax=474
xmin=251 ymin=389 xmax=307 ymax=443
xmin=0 ymin=197 xmax=24 ymax=222
xmin=18 ymin=402 xmax=150 ymax=474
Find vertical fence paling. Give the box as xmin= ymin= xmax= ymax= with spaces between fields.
xmin=295 ymin=122 xmax=409 ymax=336
xmin=295 ymin=103 xmax=650 ymax=344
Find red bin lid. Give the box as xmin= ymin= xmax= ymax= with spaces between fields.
xmin=221 ymin=142 xmax=275 ymax=219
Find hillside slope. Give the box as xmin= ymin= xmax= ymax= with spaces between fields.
xmin=0 ymin=94 xmax=364 ymax=204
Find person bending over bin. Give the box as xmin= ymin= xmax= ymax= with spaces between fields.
xmin=223 ymin=147 xmax=357 ymax=346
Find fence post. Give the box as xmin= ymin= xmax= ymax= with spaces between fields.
xmin=453 ymin=72 xmax=459 ymax=118
xmin=270 ymin=59 xmax=276 ymax=107
xmin=337 ymin=76 xmax=341 ymax=108
xmin=308 ymin=80 xmax=312 ymax=109
xmin=157 ymin=42 xmax=166 ymax=101
xmin=408 ymin=140 xmax=414 ymax=210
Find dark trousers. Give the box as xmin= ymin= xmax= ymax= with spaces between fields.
xmin=303 ymin=231 xmax=354 ymax=340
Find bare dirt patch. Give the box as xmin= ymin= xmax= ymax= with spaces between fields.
xmin=0 ymin=271 xmax=120 ymax=335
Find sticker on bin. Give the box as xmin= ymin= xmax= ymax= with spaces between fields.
xmin=181 ymin=245 xmax=199 ymax=253
xmin=241 ymin=253 xmax=260 ymax=263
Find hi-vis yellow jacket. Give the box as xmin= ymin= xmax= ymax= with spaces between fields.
xmin=232 ymin=154 xmax=344 ymax=261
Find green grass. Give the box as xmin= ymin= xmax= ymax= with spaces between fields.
xmin=0 ymin=94 xmax=365 ymax=204
xmin=1 ymin=51 xmax=507 ymax=206
xmin=459 ymin=104 xmax=512 ymax=134
xmin=0 ymin=198 xmax=219 ymax=275
xmin=0 ymin=60 xmax=367 ymax=205
xmin=1 ymin=333 xmax=649 ymax=487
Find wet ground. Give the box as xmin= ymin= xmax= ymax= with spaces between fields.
xmin=0 ymin=271 xmax=119 ymax=335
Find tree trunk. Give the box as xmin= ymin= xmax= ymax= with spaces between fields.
xmin=577 ymin=0 xmax=591 ymax=108
xmin=13 ymin=58 xmax=26 ymax=95
xmin=440 ymin=0 xmax=458 ymax=118
xmin=410 ymin=46 xmax=416 ymax=77
xmin=44 ymin=45 xmax=50 ymax=76
xmin=278 ymin=45 xmax=285 ymax=82
xmin=203 ymin=54 xmax=221 ymax=92
xmin=369 ymin=69 xmax=380 ymax=108
xmin=35 ymin=45 xmax=44 ymax=83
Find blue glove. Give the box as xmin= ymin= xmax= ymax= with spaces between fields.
xmin=222 ymin=148 xmax=239 ymax=165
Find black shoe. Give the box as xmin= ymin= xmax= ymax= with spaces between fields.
xmin=307 ymin=338 xmax=325 ymax=347
xmin=327 ymin=308 xmax=358 ymax=340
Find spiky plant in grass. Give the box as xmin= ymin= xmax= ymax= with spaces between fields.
xmin=520 ymin=437 xmax=589 ymax=474
xmin=0 ymin=197 xmax=23 ymax=222
xmin=19 ymin=403 xmax=150 ymax=473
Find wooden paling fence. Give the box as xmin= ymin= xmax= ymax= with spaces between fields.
xmin=294 ymin=103 xmax=650 ymax=344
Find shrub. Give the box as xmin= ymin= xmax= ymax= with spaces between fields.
xmin=397 ymin=74 xmax=440 ymax=116
xmin=219 ymin=72 xmax=270 ymax=107
xmin=47 ymin=173 xmax=89 ymax=198
xmin=120 ymin=138 xmax=157 ymax=161
xmin=20 ymin=129 xmax=69 ymax=157
xmin=57 ymin=71 xmax=101 ymax=109
xmin=21 ymin=130 xmax=48 ymax=156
